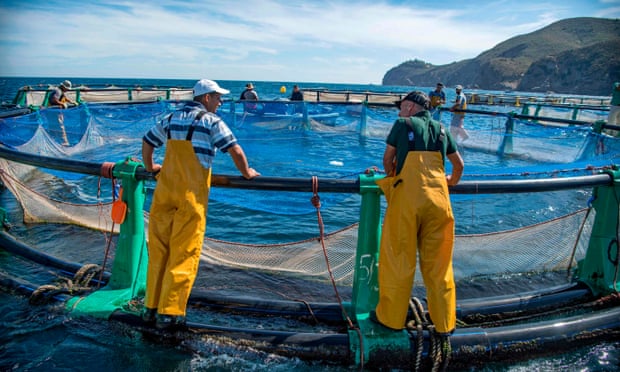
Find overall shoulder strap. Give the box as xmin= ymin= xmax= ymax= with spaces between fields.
xmin=186 ymin=110 xmax=207 ymax=141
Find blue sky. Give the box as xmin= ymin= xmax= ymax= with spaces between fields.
xmin=1 ymin=0 xmax=618 ymax=84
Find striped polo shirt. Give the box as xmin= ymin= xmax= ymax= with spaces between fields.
xmin=143 ymin=101 xmax=238 ymax=170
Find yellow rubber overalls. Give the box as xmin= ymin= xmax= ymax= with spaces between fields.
xmin=375 ymin=150 xmax=456 ymax=334
xmin=145 ymin=126 xmax=212 ymax=317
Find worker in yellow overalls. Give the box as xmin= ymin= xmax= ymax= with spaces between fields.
xmin=372 ymin=91 xmax=464 ymax=336
xmin=141 ymin=79 xmax=260 ymax=330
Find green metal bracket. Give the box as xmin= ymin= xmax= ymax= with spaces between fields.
xmin=520 ymin=102 xmax=530 ymax=116
xmin=351 ymin=172 xmax=382 ymax=318
xmin=534 ymin=103 xmax=542 ymax=119
xmin=592 ymin=120 xmax=605 ymax=134
xmin=41 ymin=91 xmax=52 ymax=107
xmin=577 ymin=167 xmax=620 ymax=296
xmin=571 ymin=106 xmax=579 ymax=121
xmin=12 ymin=89 xmax=27 ymax=106
xmin=349 ymin=173 xmax=410 ymax=366
xmin=66 ymin=157 xmax=148 ymax=318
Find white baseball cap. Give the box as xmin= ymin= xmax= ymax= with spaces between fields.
xmin=455 ymin=85 xmax=463 ymax=90
xmin=193 ymin=79 xmax=230 ymax=97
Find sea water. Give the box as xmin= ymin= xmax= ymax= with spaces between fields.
xmin=0 ymin=77 xmax=618 ymax=371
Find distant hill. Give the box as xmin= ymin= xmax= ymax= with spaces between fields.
xmin=382 ymin=17 xmax=620 ymax=96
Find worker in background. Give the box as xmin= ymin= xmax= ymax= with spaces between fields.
xmin=48 ymin=80 xmax=77 ymax=108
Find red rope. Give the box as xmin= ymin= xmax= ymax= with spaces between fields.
xmin=98 ymin=177 xmax=117 ymax=288
xmin=311 ymin=176 xmax=364 ymax=369
xmin=100 ymin=162 xmax=115 ymax=179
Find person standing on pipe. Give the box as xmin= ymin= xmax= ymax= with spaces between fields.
xmin=371 ymin=91 xmax=464 ymax=338
xmin=141 ymin=79 xmax=260 ymax=330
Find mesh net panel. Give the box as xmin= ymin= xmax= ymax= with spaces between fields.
xmin=0 ymin=99 xmax=609 ymax=286
xmin=201 ymin=224 xmax=358 ymax=284
xmin=450 ymin=114 xmax=619 ymax=165
xmin=0 ymin=156 xmax=593 ymax=286
xmin=0 ymin=159 xmax=118 ymax=232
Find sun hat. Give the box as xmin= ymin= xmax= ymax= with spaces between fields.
xmin=455 ymin=85 xmax=463 ymax=90
xmin=246 ymin=83 xmax=254 ymax=89
xmin=394 ymin=91 xmax=430 ymax=110
xmin=193 ymin=79 xmax=230 ymax=97
xmin=60 ymin=80 xmax=72 ymax=89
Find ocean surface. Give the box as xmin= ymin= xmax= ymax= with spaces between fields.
xmin=0 ymin=77 xmax=618 ymax=371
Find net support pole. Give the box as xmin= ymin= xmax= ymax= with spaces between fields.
xmin=359 ymin=102 xmax=368 ymax=137
xmin=66 ymin=157 xmax=148 ymax=318
xmin=497 ymin=115 xmax=514 ymax=157
xmin=348 ymin=173 xmax=410 ymax=366
xmin=302 ymin=102 xmax=310 ymax=130
xmin=350 ymin=173 xmax=382 ymax=317
xmin=577 ymin=167 xmax=620 ymax=295
xmin=230 ymin=100 xmax=237 ymax=128
xmin=107 ymin=158 xmax=148 ymax=291
xmin=520 ymin=102 xmax=530 ymax=116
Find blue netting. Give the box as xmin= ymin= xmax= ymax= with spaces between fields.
xmin=1 ymin=100 xmax=617 ymax=216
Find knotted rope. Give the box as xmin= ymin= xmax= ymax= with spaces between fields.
xmin=406 ymin=297 xmax=451 ymax=372
xmin=30 ymin=264 xmax=102 ymax=305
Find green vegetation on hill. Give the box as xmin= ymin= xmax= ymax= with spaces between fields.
xmin=382 ymin=17 xmax=620 ymax=96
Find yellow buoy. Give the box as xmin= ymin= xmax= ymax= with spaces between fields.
xmin=280 ymin=86 xmax=286 ymax=94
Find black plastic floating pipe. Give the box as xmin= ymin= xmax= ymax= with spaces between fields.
xmin=0 ymin=268 xmax=352 ymax=362
xmin=0 ymin=271 xmax=70 ymax=302
xmin=451 ymin=306 xmax=620 ymax=358
xmin=451 ymin=173 xmax=612 ymax=194
xmin=0 ymin=228 xmax=598 ymax=324
xmin=189 ymin=289 xmax=345 ymax=323
xmin=456 ymin=282 xmax=592 ymax=317
xmin=0 ymin=231 xmax=111 ymax=281
xmin=0 ymin=145 xmax=613 ymax=194
xmin=108 ymin=311 xmax=351 ymax=363
xmin=3 ymin=230 xmax=620 ymax=368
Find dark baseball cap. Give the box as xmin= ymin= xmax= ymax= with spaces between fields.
xmin=394 ymin=91 xmax=430 ymax=110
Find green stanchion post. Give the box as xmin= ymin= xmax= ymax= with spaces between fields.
xmin=108 ymin=159 xmax=147 ymax=290
xmin=498 ymin=114 xmax=514 ymax=157
xmin=350 ymin=172 xmax=383 ymax=317
xmin=520 ymin=102 xmax=530 ymax=116
xmin=66 ymin=157 xmax=148 ymax=318
xmin=577 ymin=167 xmax=620 ymax=296
xmin=571 ymin=106 xmax=578 ymax=121
xmin=41 ymin=91 xmax=51 ymax=107
xmin=349 ymin=172 xmax=410 ymax=366
xmin=592 ymin=120 xmax=604 ymax=134
xmin=12 ymin=90 xmax=25 ymax=106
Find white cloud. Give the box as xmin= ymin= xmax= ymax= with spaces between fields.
xmin=0 ymin=0 xmax=617 ymax=83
